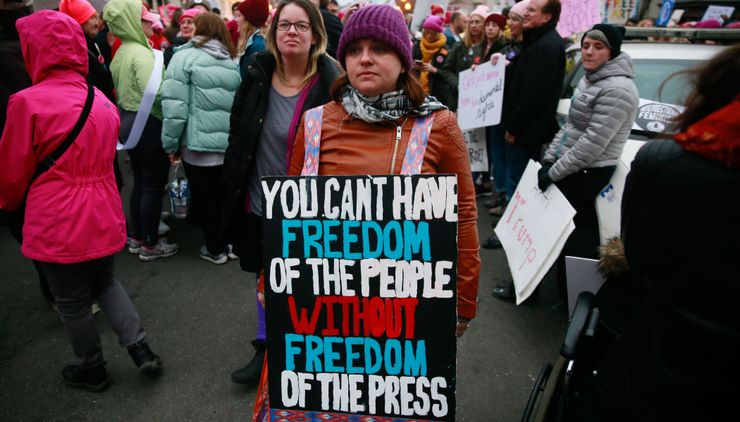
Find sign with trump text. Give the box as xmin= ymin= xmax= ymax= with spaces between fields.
xmin=262 ymin=175 xmax=458 ymax=421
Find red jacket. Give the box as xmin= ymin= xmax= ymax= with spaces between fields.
xmin=289 ymin=101 xmax=481 ymax=319
xmin=0 ymin=11 xmax=125 ymax=263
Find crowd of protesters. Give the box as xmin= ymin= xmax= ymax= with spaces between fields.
xmin=0 ymin=0 xmax=738 ymax=419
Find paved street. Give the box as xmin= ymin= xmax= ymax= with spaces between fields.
xmin=0 ymin=159 xmax=568 ymax=421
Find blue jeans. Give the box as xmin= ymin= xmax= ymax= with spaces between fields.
xmin=504 ymin=142 xmax=542 ymax=200
xmin=487 ymin=125 xmax=507 ymax=197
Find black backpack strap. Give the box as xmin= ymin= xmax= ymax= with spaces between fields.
xmin=31 ymin=83 xmax=95 ymax=181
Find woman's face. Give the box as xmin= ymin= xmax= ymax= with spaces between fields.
xmin=484 ymin=21 xmax=500 ymax=42
xmin=180 ymin=17 xmax=195 ymax=38
xmin=468 ymin=14 xmax=484 ymax=38
xmin=141 ymin=19 xmax=153 ymax=38
xmin=275 ymin=4 xmax=315 ymax=60
xmin=422 ymin=29 xmax=440 ymax=43
xmin=508 ymin=14 xmax=523 ymax=37
xmin=345 ymin=38 xmax=403 ymax=97
xmin=581 ymin=37 xmax=611 ymax=71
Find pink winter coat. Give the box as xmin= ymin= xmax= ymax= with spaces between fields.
xmin=0 ymin=11 xmax=126 ymax=264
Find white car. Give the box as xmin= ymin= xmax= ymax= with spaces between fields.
xmin=556 ymin=35 xmax=729 ymax=242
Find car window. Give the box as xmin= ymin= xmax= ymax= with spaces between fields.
xmin=563 ymin=58 xmax=698 ymax=106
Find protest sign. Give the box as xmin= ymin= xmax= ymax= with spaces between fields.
xmin=494 ymin=161 xmax=576 ymax=304
xmin=606 ymin=0 xmax=638 ymax=24
xmin=262 ymin=175 xmax=458 ymax=421
xmin=457 ymin=61 xmax=505 ymax=131
xmin=556 ymin=0 xmax=601 ymax=37
xmin=462 ymin=128 xmax=488 ymax=173
xmin=410 ymin=0 xmax=449 ymax=33
xmin=656 ymin=0 xmax=676 ymax=27
xmin=702 ymin=5 xmax=734 ymax=22
xmin=596 ymin=140 xmax=644 ymax=244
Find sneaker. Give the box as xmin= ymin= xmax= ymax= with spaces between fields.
xmin=475 ymin=184 xmax=493 ymax=197
xmin=481 ymin=234 xmax=503 ymax=249
xmin=158 ymin=220 xmax=170 ymax=236
xmin=126 ymin=237 xmax=143 ymax=254
xmin=127 ymin=340 xmax=162 ymax=373
xmin=484 ymin=193 xmax=507 ymax=209
xmin=231 ymin=340 xmax=266 ymax=384
xmin=139 ymin=240 xmax=178 ymax=262
xmin=62 ymin=363 xmax=109 ymax=392
xmin=488 ymin=205 xmax=506 ymax=217
xmin=199 ymin=245 xmax=228 ymax=265
xmin=225 ymin=244 xmax=238 ymax=260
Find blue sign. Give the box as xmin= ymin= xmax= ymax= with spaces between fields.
xmin=656 ymin=0 xmax=676 ymax=26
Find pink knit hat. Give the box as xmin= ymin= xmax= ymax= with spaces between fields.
xmin=470 ymin=5 xmax=489 ymax=20
xmin=179 ymin=7 xmax=202 ymax=23
xmin=509 ymin=0 xmax=529 ymax=19
xmin=59 ymin=0 xmax=96 ymax=25
xmin=423 ymin=15 xmax=444 ymax=33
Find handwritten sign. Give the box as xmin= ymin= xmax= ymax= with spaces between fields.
xmin=457 ymin=61 xmax=505 ymax=131
xmin=596 ymin=139 xmax=645 ymax=244
xmin=262 ymin=175 xmax=458 ymax=421
xmin=410 ymin=0 xmax=450 ymax=33
xmin=557 ymin=0 xmax=601 ymax=37
xmin=463 ymin=128 xmax=488 ymax=172
xmin=494 ymin=161 xmax=576 ymax=304
xmin=702 ymin=5 xmax=734 ymax=22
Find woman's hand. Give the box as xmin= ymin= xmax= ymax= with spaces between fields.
xmin=504 ymin=131 xmax=516 ymax=144
xmin=421 ymin=62 xmax=437 ymax=74
xmin=257 ymin=291 xmax=265 ymax=308
xmin=490 ymin=52 xmax=503 ymax=65
xmin=168 ymin=153 xmax=178 ymax=164
xmin=456 ymin=317 xmax=470 ymax=337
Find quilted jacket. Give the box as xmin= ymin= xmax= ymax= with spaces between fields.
xmin=543 ymin=52 xmax=639 ymax=181
xmin=161 ymin=40 xmax=241 ymax=154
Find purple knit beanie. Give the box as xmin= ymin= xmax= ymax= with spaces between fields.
xmin=336 ymin=4 xmax=414 ymax=71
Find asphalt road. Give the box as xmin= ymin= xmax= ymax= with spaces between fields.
xmin=0 ymin=157 xmax=568 ymax=421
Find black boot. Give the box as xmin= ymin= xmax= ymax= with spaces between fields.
xmin=231 ymin=339 xmax=266 ymax=384
xmin=127 ymin=340 xmax=162 ymax=374
xmin=62 ymin=362 xmax=109 ymax=392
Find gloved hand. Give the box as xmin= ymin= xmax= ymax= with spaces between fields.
xmin=538 ymin=163 xmax=554 ymax=192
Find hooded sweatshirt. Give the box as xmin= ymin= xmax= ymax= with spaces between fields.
xmin=0 ymin=11 xmax=125 ymax=263
xmin=103 ymin=0 xmax=163 ymax=119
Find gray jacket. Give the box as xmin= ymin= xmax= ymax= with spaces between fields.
xmin=544 ymin=52 xmax=639 ymax=181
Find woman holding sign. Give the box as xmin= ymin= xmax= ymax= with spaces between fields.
xmin=222 ymin=0 xmax=340 ymax=384
xmin=513 ymin=24 xmax=639 ymax=300
xmin=288 ymin=4 xmax=480 ymax=336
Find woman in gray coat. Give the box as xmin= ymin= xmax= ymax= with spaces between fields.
xmin=493 ymin=24 xmax=639 ymax=300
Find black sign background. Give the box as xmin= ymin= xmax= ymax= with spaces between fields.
xmin=262 ymin=175 xmax=458 ymax=421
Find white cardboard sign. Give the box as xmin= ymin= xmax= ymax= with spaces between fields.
xmin=495 ymin=161 xmax=576 ymax=304
xmin=457 ymin=61 xmax=505 ymax=131
xmin=462 ymin=128 xmax=488 ymax=172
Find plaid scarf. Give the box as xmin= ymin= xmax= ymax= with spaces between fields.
xmin=341 ymin=86 xmax=446 ymax=123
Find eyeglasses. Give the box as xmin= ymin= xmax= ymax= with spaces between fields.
xmin=276 ymin=20 xmax=312 ymax=32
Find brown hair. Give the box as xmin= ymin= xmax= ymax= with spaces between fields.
xmin=669 ymin=44 xmax=740 ymax=132
xmin=266 ymin=0 xmax=328 ymax=86
xmin=237 ymin=20 xmax=264 ymax=55
xmin=329 ymin=71 xmax=426 ymax=108
xmin=194 ymin=12 xmax=237 ymax=58
xmin=542 ymin=0 xmax=561 ymax=25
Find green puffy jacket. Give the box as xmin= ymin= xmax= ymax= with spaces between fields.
xmin=161 ymin=40 xmax=241 ymax=154
xmin=103 ymin=0 xmax=163 ymax=120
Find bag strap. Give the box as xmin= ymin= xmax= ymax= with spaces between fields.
xmin=31 ymin=83 xmax=95 ymax=183
xmin=286 ymin=74 xmax=320 ymax=170
xmin=400 ymin=114 xmax=435 ymax=175
xmin=300 ymin=105 xmax=324 ymax=177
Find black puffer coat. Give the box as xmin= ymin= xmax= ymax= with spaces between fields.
xmin=222 ymin=51 xmax=340 ymax=272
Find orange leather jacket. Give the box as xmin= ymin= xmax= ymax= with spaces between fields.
xmin=288 ymin=100 xmax=480 ymax=320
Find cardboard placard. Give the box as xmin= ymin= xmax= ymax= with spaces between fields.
xmin=494 ymin=161 xmax=576 ymax=304
xmin=262 ymin=175 xmax=458 ymax=421
xmin=462 ymin=128 xmax=488 ymax=173
xmin=557 ymin=0 xmax=601 ymax=37
xmin=457 ymin=61 xmax=505 ymax=131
